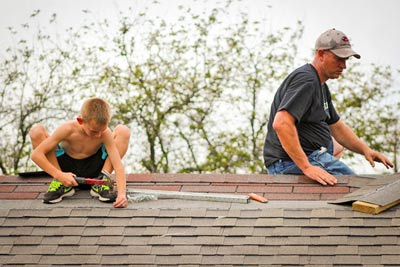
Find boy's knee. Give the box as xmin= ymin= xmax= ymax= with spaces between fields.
xmin=114 ymin=125 xmax=131 ymax=140
xmin=29 ymin=125 xmax=47 ymax=141
xmin=29 ymin=125 xmax=48 ymax=148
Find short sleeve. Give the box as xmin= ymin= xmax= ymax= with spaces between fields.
xmin=278 ymin=80 xmax=315 ymax=123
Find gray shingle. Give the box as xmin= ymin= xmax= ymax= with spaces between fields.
xmin=217 ymin=245 xmax=259 ymax=255
xmin=121 ymin=236 xmax=151 ymax=245
xmin=55 ymin=245 xmax=98 ymax=255
xmin=382 ymin=255 xmax=400 ymax=264
xmin=127 ymin=254 xmax=156 ymax=264
xmin=335 ymin=245 xmax=358 ymax=255
xmin=223 ymin=226 xmax=254 ymax=236
xmin=97 ymin=235 xmax=124 ymax=245
xmin=361 ymin=255 xmax=383 ymax=265
xmin=155 ymin=255 xmax=202 ymax=265
xmin=1 ymin=173 xmax=400 ymax=266
xmin=49 ymin=208 xmax=72 ymax=217
xmin=278 ymin=245 xmax=309 ymax=255
xmin=9 ymin=255 xmax=41 ymax=264
xmin=0 ymin=245 xmax=11 ymax=254
xmin=97 ymin=245 xmax=152 ymax=255
xmin=58 ymin=236 xmax=81 ymax=245
xmin=131 ymin=217 xmax=156 ymax=226
xmin=79 ymin=236 xmax=99 ymax=245
xmin=14 ymin=236 xmax=43 ymax=245
xmin=39 ymin=236 xmax=59 ymax=245
xmin=213 ymin=217 xmax=237 ymax=226
xmin=2 ymin=218 xmax=27 ymax=227
xmin=255 ymin=217 xmax=284 ymax=226
xmin=11 ymin=226 xmax=33 ymax=236
xmin=193 ymin=226 xmax=223 ymax=236
xmin=334 ymin=255 xmax=362 ymax=264
xmin=0 ymin=226 xmax=16 ymax=236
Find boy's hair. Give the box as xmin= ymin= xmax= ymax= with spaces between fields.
xmin=80 ymin=98 xmax=111 ymax=125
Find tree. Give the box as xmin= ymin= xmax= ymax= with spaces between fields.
xmin=0 ymin=1 xmax=397 ymax=174
xmin=81 ymin=3 xmax=304 ymax=173
xmin=331 ymin=63 xmax=399 ymax=173
xmin=0 ymin=11 xmax=85 ymax=174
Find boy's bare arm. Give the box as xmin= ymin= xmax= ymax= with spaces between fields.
xmin=103 ymin=131 xmax=127 ymax=207
xmin=31 ymin=124 xmax=78 ymax=187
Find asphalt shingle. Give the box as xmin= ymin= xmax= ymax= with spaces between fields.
xmin=1 ymin=173 xmax=400 ymax=266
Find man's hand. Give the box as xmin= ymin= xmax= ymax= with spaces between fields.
xmin=364 ymin=149 xmax=394 ymax=169
xmin=303 ymin=165 xmax=337 ymax=186
xmin=113 ymin=194 xmax=128 ymax=208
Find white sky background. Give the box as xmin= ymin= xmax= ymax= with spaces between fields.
xmin=0 ymin=0 xmax=398 ymax=174
xmin=0 ymin=0 xmax=399 ymax=69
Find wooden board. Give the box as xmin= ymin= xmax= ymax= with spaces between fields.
xmin=127 ymin=188 xmax=249 ymax=203
xmin=352 ymin=199 xmax=400 ymax=215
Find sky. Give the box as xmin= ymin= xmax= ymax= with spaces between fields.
xmin=0 ymin=0 xmax=399 ymax=71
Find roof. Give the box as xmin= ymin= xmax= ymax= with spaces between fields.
xmin=1 ymin=173 xmax=400 ymax=266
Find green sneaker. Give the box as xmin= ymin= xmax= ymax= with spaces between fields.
xmin=90 ymin=171 xmax=116 ymax=203
xmin=43 ymin=179 xmax=75 ymax=204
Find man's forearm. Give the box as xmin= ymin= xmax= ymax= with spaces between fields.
xmin=330 ymin=121 xmax=370 ymax=155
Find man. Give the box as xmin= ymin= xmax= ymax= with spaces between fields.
xmin=263 ymin=28 xmax=393 ymax=186
xmin=30 ymin=97 xmax=131 ymax=207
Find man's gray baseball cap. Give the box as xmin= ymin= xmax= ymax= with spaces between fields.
xmin=315 ymin=28 xmax=360 ymax=59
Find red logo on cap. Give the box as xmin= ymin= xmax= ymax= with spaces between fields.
xmin=342 ymin=36 xmax=349 ymax=42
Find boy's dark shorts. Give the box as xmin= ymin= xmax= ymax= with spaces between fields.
xmin=55 ymin=144 xmax=108 ymax=178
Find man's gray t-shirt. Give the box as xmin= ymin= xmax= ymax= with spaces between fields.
xmin=263 ymin=64 xmax=340 ymax=167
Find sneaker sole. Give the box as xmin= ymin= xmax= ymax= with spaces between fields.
xmin=43 ymin=188 xmax=75 ymax=204
xmin=90 ymin=189 xmax=112 ymax=202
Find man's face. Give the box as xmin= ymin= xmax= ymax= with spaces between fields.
xmin=322 ymin=50 xmax=348 ymax=79
xmin=82 ymin=119 xmax=108 ymax=138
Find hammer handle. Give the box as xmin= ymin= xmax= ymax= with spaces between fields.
xmin=74 ymin=177 xmax=104 ymax=185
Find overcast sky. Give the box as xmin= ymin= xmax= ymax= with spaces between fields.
xmin=0 ymin=0 xmax=399 ymax=90
xmin=1 ymin=0 xmax=399 ymax=70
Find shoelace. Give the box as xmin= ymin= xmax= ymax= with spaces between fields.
xmin=92 ymin=178 xmax=110 ymax=191
xmin=48 ymin=180 xmax=62 ymax=192
xmin=101 ymin=178 xmax=111 ymax=191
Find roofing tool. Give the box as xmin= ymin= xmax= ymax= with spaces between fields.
xmin=74 ymin=177 xmax=115 ymax=191
xmin=126 ymin=188 xmax=249 ymax=203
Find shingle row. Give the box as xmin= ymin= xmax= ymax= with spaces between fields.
xmin=1 ymin=205 xmax=400 ymax=266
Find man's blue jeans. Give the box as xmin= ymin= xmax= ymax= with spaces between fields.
xmin=267 ymin=147 xmax=355 ymax=175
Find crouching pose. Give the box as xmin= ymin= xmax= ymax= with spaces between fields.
xmin=30 ymin=97 xmax=131 ymax=208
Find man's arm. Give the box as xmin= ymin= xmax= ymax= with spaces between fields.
xmin=30 ymin=125 xmax=78 ymax=187
xmin=330 ymin=120 xmax=393 ymax=169
xmin=273 ymin=110 xmax=337 ymax=185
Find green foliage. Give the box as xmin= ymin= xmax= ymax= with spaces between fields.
xmin=0 ymin=0 xmax=398 ymax=174
xmin=0 ymin=10 xmax=87 ymax=174
xmin=331 ymin=63 xmax=399 ymax=172
xmin=77 ymin=2 xmax=303 ymax=173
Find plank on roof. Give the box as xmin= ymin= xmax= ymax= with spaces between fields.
xmin=352 ymin=199 xmax=400 ymax=215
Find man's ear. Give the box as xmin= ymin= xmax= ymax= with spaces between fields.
xmin=76 ymin=117 xmax=84 ymax=124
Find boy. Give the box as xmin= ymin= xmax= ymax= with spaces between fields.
xmin=30 ymin=97 xmax=130 ymax=208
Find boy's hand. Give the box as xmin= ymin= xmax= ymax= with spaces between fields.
xmin=56 ymin=172 xmax=78 ymax=187
xmin=113 ymin=194 xmax=128 ymax=208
